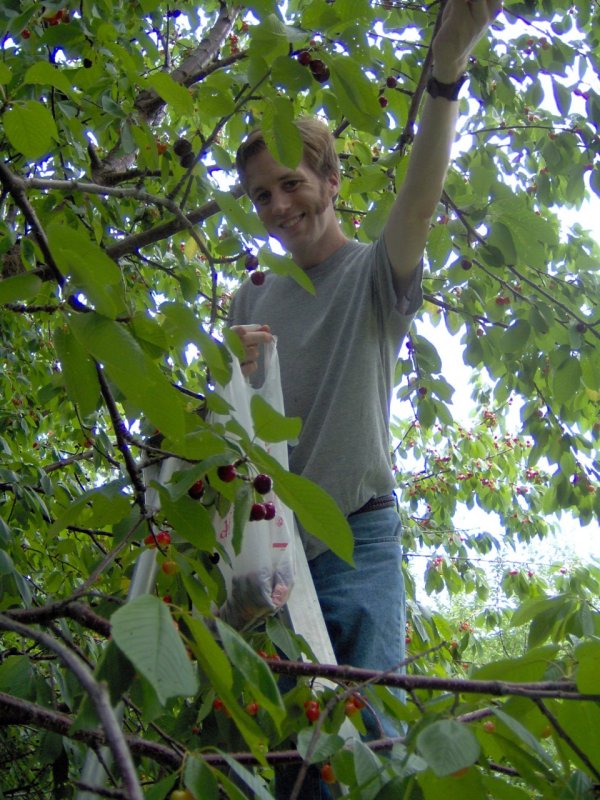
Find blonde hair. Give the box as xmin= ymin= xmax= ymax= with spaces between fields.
xmin=235 ymin=117 xmax=340 ymax=192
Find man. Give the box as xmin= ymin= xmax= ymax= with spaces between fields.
xmin=229 ymin=0 xmax=501 ymax=759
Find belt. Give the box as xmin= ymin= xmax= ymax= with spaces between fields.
xmin=349 ymin=494 xmax=397 ymax=516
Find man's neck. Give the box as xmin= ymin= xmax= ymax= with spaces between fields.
xmin=292 ymin=229 xmax=350 ymax=270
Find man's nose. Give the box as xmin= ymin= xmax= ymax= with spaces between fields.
xmin=270 ymin=188 xmax=291 ymax=215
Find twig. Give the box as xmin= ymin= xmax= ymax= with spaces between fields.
xmin=95 ymin=364 xmax=147 ymax=513
xmin=0 ymin=162 xmax=64 ymax=287
xmin=534 ymin=698 xmax=600 ymax=783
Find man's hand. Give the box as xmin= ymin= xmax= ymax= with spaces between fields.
xmin=230 ymin=324 xmax=273 ymax=377
xmin=432 ymin=0 xmax=503 ymax=83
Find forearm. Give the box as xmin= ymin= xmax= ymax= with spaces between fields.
xmin=394 ymin=92 xmax=461 ymax=223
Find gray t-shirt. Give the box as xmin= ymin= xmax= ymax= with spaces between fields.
xmin=228 ymin=235 xmax=423 ymax=559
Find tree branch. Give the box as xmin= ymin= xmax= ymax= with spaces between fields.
xmin=0 ymin=617 xmax=144 ymax=800
xmin=0 ymin=161 xmax=64 ymax=287
xmin=265 ymin=658 xmax=600 ymax=701
xmin=134 ymin=3 xmax=243 ymax=121
xmin=5 ymin=601 xmax=111 ymax=638
xmin=105 ymin=187 xmax=245 ymax=260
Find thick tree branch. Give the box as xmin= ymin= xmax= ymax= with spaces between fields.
xmin=105 ymin=186 xmax=245 ymax=260
xmin=265 ymin=658 xmax=600 ymax=702
xmin=134 ymin=3 xmax=243 ymax=121
xmin=5 ymin=601 xmax=111 ymax=638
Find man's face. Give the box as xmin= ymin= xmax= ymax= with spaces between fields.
xmin=244 ymin=148 xmax=341 ymax=262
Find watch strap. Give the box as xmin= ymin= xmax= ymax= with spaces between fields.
xmin=426 ymin=73 xmax=468 ymax=101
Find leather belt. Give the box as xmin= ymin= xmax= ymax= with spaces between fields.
xmin=349 ymin=494 xmax=397 ymax=516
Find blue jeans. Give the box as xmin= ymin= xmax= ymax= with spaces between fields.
xmin=275 ymin=507 xmax=405 ymax=798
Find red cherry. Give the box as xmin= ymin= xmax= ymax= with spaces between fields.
xmin=162 ymin=595 xmax=172 ymax=603
xmin=378 ymin=96 xmax=389 ymax=108
xmin=297 ymin=50 xmax=312 ymax=66
xmin=250 ymin=270 xmax=265 ymax=286
xmin=250 ymin=503 xmax=267 ymax=521
xmin=245 ymin=701 xmax=259 ymax=716
xmin=305 ymin=700 xmax=320 ymax=722
xmin=21 ymin=28 xmax=31 ymax=39
xmin=156 ymin=530 xmax=171 ymax=546
xmin=188 ymin=479 xmax=204 ymax=499
xmin=309 ymin=59 xmax=330 ymax=83
xmin=253 ymin=473 xmax=273 ymax=494
xmin=386 ymin=75 xmax=398 ymax=88
xmin=263 ymin=502 xmax=276 ymax=521
xmin=212 ymin=697 xmax=224 ymax=711
xmin=217 ymin=464 xmax=237 ymax=482
xmin=161 ymin=560 xmax=178 ymax=575
xmin=144 ymin=533 xmax=157 ymax=548
xmin=345 ymin=699 xmax=360 ymax=716
xmin=320 ymin=763 xmax=336 ymax=784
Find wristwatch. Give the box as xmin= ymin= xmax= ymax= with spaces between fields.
xmin=426 ymin=73 xmax=468 ymax=101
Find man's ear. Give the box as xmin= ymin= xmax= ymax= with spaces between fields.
xmin=327 ymin=171 xmax=341 ymax=200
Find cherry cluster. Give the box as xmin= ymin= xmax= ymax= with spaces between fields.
xmin=190 ymin=465 xmax=277 ymax=522
xmin=244 ymin=252 xmax=265 ymax=286
xmin=296 ymin=49 xmax=330 ymax=83
xmin=173 ymin=137 xmax=195 ymax=169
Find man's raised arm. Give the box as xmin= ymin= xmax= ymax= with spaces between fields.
xmin=384 ymin=0 xmax=503 ymax=294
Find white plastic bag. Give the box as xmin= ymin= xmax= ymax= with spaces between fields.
xmin=211 ymin=336 xmax=296 ymax=630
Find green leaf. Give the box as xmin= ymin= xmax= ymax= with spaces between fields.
xmin=553 ymin=357 xmax=581 ymax=406
xmin=54 ymin=325 xmax=100 ymax=418
xmin=216 ymin=619 xmax=285 ymax=725
xmin=248 ymin=14 xmax=293 ymax=62
xmin=3 ymin=101 xmax=59 ymax=159
xmin=493 ymin=709 xmax=554 ymax=769
xmin=329 ymin=55 xmax=382 ymax=135
xmin=575 ymin=638 xmax=600 ymax=694
xmin=497 ymin=319 xmax=531 ymax=354
xmin=473 ymin=645 xmax=558 ymax=683
xmin=47 ymin=222 xmax=127 ymax=318
xmin=261 ymin=97 xmax=304 ymax=170
xmin=48 ymin=482 xmax=131 ymax=536
xmin=110 ymin=594 xmax=198 ymax=705
xmin=0 ymin=63 xmax=11 ymax=84
xmin=143 ymin=772 xmax=178 ymax=800
xmin=251 ymin=394 xmax=302 ymax=443
xmin=68 ymin=313 xmax=187 ymax=441
xmin=184 ymin=754 xmax=219 ymax=800
xmin=258 ymin=248 xmax=315 ymax=294
xmin=145 ymin=72 xmax=194 ymax=116
xmin=552 ymin=80 xmax=572 ymax=116
xmin=186 ymin=617 xmax=269 ymax=763
xmin=416 ymin=720 xmax=480 ymax=777
xmin=271 ymin=55 xmax=313 ymax=93
xmin=0 ymin=656 xmax=33 ymax=699
xmin=24 ymin=62 xmax=75 ymax=97
xmin=214 ymin=189 xmax=266 ymax=238
xmin=0 ymin=273 xmax=42 ymax=304
xmin=487 ymin=221 xmax=517 ymax=264
xmin=296 ymin=729 xmax=345 ymax=764
xmin=249 ymin=445 xmax=353 ymax=563
xmin=157 ymin=491 xmax=215 ymax=551
xmin=215 ymin=751 xmax=273 ymax=799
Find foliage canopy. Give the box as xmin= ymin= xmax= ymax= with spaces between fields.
xmin=0 ymin=0 xmax=599 ymax=798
